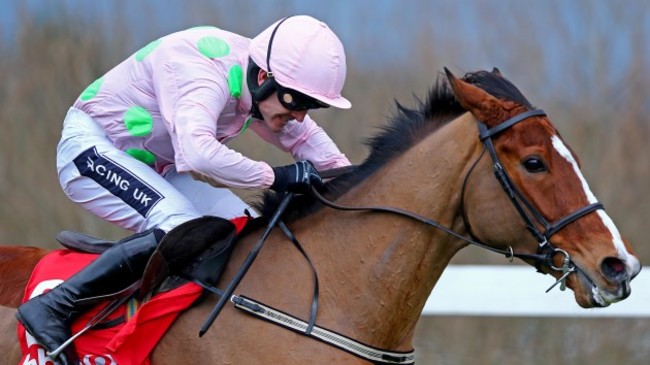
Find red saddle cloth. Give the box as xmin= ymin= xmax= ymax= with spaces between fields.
xmin=18 ymin=217 xmax=247 ymax=365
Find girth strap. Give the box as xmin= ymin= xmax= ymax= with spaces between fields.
xmin=232 ymin=295 xmax=416 ymax=365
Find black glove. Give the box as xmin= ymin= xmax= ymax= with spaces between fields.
xmin=271 ymin=161 xmax=323 ymax=194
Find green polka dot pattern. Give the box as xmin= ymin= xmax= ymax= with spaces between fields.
xmin=197 ymin=36 xmax=230 ymax=58
xmin=124 ymin=106 xmax=153 ymax=137
xmin=79 ymin=77 xmax=104 ymax=101
xmin=126 ymin=149 xmax=156 ymax=165
xmin=228 ymin=65 xmax=243 ymax=98
xmin=135 ymin=39 xmax=162 ymax=61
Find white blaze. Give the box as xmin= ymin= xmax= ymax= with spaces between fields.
xmin=551 ymin=135 xmax=640 ymax=274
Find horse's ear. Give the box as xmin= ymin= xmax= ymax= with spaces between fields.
xmin=444 ymin=67 xmax=505 ymax=127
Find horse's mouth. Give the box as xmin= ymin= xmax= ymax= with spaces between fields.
xmin=573 ymin=266 xmax=631 ymax=308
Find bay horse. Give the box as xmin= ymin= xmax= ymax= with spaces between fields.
xmin=0 ymin=246 xmax=46 ymax=364
xmin=0 ymin=68 xmax=641 ymax=364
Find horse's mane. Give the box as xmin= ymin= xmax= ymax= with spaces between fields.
xmin=252 ymin=69 xmax=532 ymax=221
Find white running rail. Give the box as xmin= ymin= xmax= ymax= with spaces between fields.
xmin=422 ymin=265 xmax=649 ymax=317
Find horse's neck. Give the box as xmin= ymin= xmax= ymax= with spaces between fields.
xmin=301 ymin=113 xmax=480 ymax=349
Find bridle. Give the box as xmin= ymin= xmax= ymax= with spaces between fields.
xmin=313 ymin=109 xmax=604 ymax=292
xmin=472 ymin=109 xmax=603 ymax=289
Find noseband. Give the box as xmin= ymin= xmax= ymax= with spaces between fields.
xmin=314 ymin=109 xmax=604 ymax=292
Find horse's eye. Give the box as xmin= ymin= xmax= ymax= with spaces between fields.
xmin=523 ymin=157 xmax=547 ymax=173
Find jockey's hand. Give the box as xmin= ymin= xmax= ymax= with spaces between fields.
xmin=271 ymin=161 xmax=323 ymax=194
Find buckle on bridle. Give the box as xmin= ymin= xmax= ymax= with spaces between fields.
xmin=545 ymin=248 xmax=575 ymax=293
xmin=538 ymin=238 xmax=549 ymax=248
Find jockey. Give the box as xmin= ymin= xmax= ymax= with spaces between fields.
xmin=16 ymin=15 xmax=351 ymax=363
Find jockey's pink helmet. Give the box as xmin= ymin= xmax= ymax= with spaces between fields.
xmin=249 ymin=15 xmax=351 ymax=109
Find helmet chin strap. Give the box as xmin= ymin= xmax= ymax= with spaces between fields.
xmin=246 ymin=59 xmax=266 ymax=120
xmin=247 ymin=16 xmax=293 ymax=120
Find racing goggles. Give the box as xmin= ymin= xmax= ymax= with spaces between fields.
xmin=273 ymin=79 xmax=330 ymax=111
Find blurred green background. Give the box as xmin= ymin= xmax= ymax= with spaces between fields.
xmin=0 ymin=1 xmax=648 ymax=364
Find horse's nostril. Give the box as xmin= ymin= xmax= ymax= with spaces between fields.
xmin=601 ymin=257 xmax=627 ymax=282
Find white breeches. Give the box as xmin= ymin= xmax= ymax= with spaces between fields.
xmin=57 ymin=107 xmax=254 ymax=233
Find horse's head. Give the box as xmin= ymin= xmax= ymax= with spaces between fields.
xmin=446 ymin=67 xmax=641 ymax=308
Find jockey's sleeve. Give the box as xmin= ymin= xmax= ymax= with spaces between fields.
xmin=250 ymin=114 xmax=351 ymax=171
xmin=152 ymin=59 xmax=275 ymax=189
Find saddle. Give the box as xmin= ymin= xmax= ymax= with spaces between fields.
xmin=57 ymin=216 xmax=241 ymax=301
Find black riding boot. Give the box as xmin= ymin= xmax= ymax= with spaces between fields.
xmin=16 ymin=228 xmax=164 ymax=364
